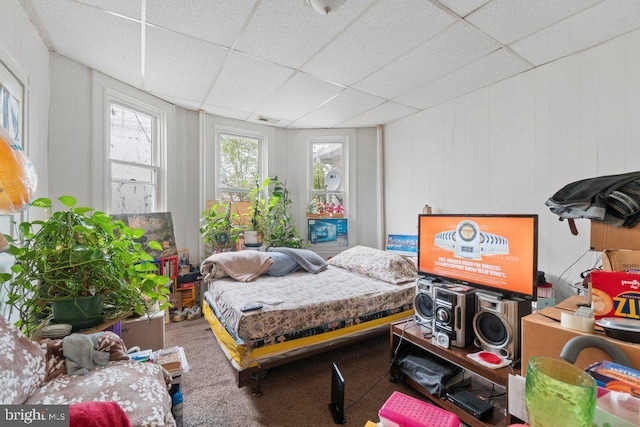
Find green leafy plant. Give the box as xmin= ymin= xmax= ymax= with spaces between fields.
xmin=199 ymin=202 xmax=244 ymax=250
xmin=199 ymin=178 xmax=305 ymax=250
xmin=259 ymin=177 xmax=305 ymax=249
xmin=0 ymin=196 xmax=170 ymax=337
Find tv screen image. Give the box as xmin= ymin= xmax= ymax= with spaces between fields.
xmin=418 ymin=214 xmax=538 ymax=300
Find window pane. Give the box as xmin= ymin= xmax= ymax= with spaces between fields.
xmin=110 ymin=104 xmax=153 ymax=165
xmin=111 ymin=182 xmax=155 ymax=214
xmin=220 ymin=134 xmax=258 ymax=191
xmin=312 ymin=143 xmax=343 ymax=191
xmin=220 ymin=191 xmax=251 ymax=202
xmin=111 ymin=163 xmax=154 ymax=183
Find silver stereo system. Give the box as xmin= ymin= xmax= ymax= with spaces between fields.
xmin=413 ymin=278 xmax=440 ymax=330
xmin=432 ymin=286 xmax=476 ymax=349
xmin=472 ymin=292 xmax=532 ymax=361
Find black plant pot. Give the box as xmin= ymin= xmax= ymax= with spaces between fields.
xmin=51 ymin=295 xmax=105 ymax=331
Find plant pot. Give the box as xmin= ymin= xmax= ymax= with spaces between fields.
xmin=52 ymin=295 xmax=105 ymax=331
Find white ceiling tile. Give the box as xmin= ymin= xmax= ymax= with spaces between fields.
xmin=145 ymin=0 xmax=255 ymax=47
xmin=205 ymin=52 xmax=294 ymax=112
xmin=302 ymin=0 xmax=456 ymax=86
xmin=75 ymin=0 xmax=142 ymax=19
xmin=437 ymin=0 xmax=490 ymax=17
xmin=296 ymin=88 xmax=385 ymax=127
xmin=200 ymin=102 xmax=252 ymax=122
xmin=467 ymin=0 xmax=601 ymax=45
xmin=245 ymin=114 xmax=292 ymax=128
xmin=30 ymin=0 xmax=142 ymax=88
xmin=510 ymin=0 xmax=640 ymax=66
xmin=254 ymin=72 xmax=344 ymax=122
xmin=286 ymin=122 xmax=322 ymax=129
xmin=151 ymin=93 xmax=202 ymax=112
xmin=394 ymin=49 xmax=532 ymax=110
xmin=235 ymin=0 xmax=374 ymax=69
xmin=353 ymin=22 xmax=500 ymax=99
xmin=144 ymin=26 xmax=227 ymax=103
xmin=336 ymin=102 xmax=418 ymax=128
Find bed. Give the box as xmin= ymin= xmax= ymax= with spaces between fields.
xmin=201 ymin=245 xmax=417 ymax=395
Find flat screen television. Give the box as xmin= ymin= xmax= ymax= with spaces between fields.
xmin=418 ymin=214 xmax=538 ymax=301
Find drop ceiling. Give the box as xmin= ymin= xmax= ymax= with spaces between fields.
xmin=23 ymin=0 xmax=640 ymax=129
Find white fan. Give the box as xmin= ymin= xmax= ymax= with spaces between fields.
xmin=325 ymin=169 xmax=341 ymax=191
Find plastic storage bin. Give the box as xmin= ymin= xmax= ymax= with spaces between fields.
xmin=379 ymin=391 xmax=460 ymax=427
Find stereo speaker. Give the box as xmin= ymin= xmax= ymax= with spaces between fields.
xmin=413 ymin=278 xmax=440 ymax=329
xmin=472 ymin=292 xmax=532 ymax=361
xmin=433 ymin=286 xmax=476 ymax=349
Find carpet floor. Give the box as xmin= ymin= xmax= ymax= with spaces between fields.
xmin=164 ymin=317 xmax=425 ymax=427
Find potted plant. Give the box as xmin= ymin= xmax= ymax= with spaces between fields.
xmin=256 ymin=177 xmax=305 ymax=249
xmin=0 ymin=196 xmax=170 ymax=337
xmin=200 ymin=201 xmax=243 ymax=251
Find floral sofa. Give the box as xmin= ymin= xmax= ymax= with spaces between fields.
xmin=0 ymin=313 xmax=175 ymax=426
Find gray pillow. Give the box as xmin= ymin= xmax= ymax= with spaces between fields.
xmin=267 ymin=252 xmax=301 ymax=276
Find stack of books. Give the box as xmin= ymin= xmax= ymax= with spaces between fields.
xmin=155 ymin=346 xmax=186 ymax=375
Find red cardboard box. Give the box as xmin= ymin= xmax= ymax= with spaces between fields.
xmin=591 ymin=270 xmax=640 ymax=319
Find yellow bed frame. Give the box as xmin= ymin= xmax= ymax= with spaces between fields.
xmin=203 ymin=302 xmax=413 ymax=395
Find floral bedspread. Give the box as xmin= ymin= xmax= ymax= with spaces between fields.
xmin=206 ymin=265 xmax=414 ymax=348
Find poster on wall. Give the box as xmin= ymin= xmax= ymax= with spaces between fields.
xmin=386 ymin=234 xmax=418 ymax=256
xmin=308 ymin=218 xmax=348 ymax=247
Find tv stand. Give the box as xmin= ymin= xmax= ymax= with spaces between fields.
xmin=390 ymin=319 xmax=520 ymax=427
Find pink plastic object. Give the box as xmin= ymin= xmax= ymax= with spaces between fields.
xmin=379 ymin=391 xmax=460 ymax=427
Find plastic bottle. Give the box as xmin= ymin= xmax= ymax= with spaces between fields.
xmin=172 ymin=389 xmax=183 ymax=427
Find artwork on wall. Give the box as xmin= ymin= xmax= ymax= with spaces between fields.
xmin=308 ymin=218 xmax=348 ymax=246
xmin=386 ymin=234 xmax=418 ymax=256
xmin=0 ymin=58 xmax=23 ymax=144
xmin=0 ymin=55 xmax=26 ymax=238
xmin=112 ymin=212 xmax=178 ymax=259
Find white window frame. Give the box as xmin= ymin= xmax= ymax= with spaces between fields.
xmin=93 ymin=72 xmax=174 ymax=213
xmin=305 ymin=134 xmax=353 ymax=251
xmin=107 ymin=98 xmax=164 ymax=213
xmin=214 ymin=125 xmax=266 ymax=201
xmin=307 ymin=135 xmax=349 ymax=212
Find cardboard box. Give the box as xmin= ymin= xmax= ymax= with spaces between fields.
xmin=591 ymin=222 xmax=640 ymax=252
xmin=602 ymin=249 xmax=640 ymax=272
xmin=121 ymin=310 xmax=165 ymax=351
xmin=521 ymin=296 xmax=640 ymax=375
xmin=168 ymin=292 xmax=182 ymax=309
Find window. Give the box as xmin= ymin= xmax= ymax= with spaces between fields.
xmin=108 ymin=102 xmax=163 ymax=213
xmin=309 ymin=137 xmax=347 ymax=216
xmin=216 ymin=130 xmax=263 ymax=201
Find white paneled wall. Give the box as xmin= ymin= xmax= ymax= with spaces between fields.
xmin=384 ymin=29 xmax=640 ymax=300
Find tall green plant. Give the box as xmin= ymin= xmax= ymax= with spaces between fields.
xmin=261 ymin=177 xmax=304 ymax=248
xmin=0 ymin=196 xmax=170 ymax=337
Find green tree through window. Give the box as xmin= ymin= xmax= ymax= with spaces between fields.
xmin=219 ymin=134 xmax=260 ymax=201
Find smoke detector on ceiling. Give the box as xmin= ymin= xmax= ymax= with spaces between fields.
xmin=304 ymin=0 xmax=346 ymax=15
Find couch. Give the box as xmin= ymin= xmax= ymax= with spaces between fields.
xmin=0 ymin=313 xmax=175 ymax=426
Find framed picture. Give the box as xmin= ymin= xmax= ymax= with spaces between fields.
xmin=0 ymin=57 xmax=24 ymax=144
xmin=0 ymin=49 xmax=27 ymax=239
xmin=386 ymin=234 xmax=418 ymax=256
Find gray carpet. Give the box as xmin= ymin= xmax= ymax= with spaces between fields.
xmin=164 ymin=317 xmax=424 ymax=427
